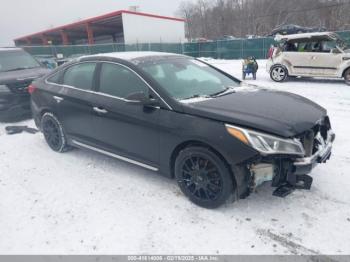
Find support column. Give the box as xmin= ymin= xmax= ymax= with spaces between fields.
xmin=60 ymin=30 xmax=69 ymax=45
xmin=25 ymin=38 xmax=32 ymax=45
xmin=86 ymin=23 xmax=94 ymax=45
xmin=41 ymin=35 xmax=48 ymax=45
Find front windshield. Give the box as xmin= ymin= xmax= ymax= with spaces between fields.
xmin=140 ymin=57 xmax=240 ymax=100
xmin=0 ymin=50 xmax=41 ymax=72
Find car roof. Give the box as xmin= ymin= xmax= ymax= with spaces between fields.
xmin=275 ymin=32 xmax=339 ymax=42
xmin=79 ymin=51 xmax=186 ymax=62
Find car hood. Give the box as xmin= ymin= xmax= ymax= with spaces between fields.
xmin=181 ymin=88 xmax=327 ymax=138
xmin=0 ymin=67 xmax=51 ymax=85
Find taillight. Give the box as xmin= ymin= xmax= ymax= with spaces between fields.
xmin=28 ymin=84 xmax=37 ymax=94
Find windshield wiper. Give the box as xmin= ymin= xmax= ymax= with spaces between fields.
xmin=182 ymin=94 xmax=210 ymax=100
xmin=210 ymin=87 xmax=236 ymax=97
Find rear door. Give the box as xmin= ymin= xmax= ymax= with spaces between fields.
xmin=52 ymin=62 xmax=98 ymax=143
xmin=89 ymin=62 xmax=161 ymax=167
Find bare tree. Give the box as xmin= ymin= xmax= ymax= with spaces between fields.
xmin=177 ymin=0 xmax=350 ymax=39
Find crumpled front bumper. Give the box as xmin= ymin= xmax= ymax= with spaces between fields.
xmin=293 ymin=130 xmax=335 ymax=175
xmin=271 ymin=129 xmax=335 ymax=197
xmin=248 ymin=129 xmax=336 ymax=198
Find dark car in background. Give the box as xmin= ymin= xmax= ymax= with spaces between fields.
xmin=30 ymin=52 xmax=335 ymax=208
xmin=0 ymin=48 xmax=50 ymax=122
xmin=270 ymin=24 xmax=327 ymax=36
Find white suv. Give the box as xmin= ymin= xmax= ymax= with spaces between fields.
xmin=267 ymin=32 xmax=350 ymax=85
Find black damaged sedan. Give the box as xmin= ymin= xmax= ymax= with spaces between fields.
xmin=30 ymin=52 xmax=335 ymax=208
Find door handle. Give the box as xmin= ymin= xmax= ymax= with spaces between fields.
xmin=311 ymin=56 xmax=317 ymax=60
xmin=53 ymin=96 xmax=64 ymax=103
xmin=93 ymin=107 xmax=108 ymax=114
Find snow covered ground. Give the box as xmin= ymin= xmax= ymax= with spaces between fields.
xmin=0 ymin=59 xmax=350 ymax=255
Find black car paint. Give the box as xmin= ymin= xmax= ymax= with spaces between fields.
xmin=184 ymin=90 xmax=326 ymax=137
xmin=31 ymin=54 xmax=331 ymax=199
xmin=0 ymin=59 xmax=50 ymax=121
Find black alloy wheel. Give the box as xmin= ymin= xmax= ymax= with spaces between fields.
xmin=41 ymin=112 xmax=70 ymax=153
xmin=175 ymin=146 xmax=234 ymax=209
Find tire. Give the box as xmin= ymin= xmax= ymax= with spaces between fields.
xmin=175 ymin=146 xmax=234 ymax=209
xmin=41 ymin=112 xmax=71 ymax=153
xmin=344 ymin=68 xmax=350 ymax=86
xmin=270 ymin=65 xmax=288 ymax=82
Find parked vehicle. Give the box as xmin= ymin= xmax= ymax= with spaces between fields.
xmin=269 ymin=24 xmax=327 ymax=36
xmin=267 ymin=32 xmax=350 ymax=85
xmin=56 ymin=54 xmax=87 ymax=66
xmin=34 ymin=55 xmax=58 ymax=69
xmin=191 ymin=38 xmax=212 ymax=43
xmin=31 ymin=52 xmax=335 ymax=208
xmin=0 ymin=48 xmax=51 ymax=122
xmin=219 ymin=35 xmax=238 ymax=41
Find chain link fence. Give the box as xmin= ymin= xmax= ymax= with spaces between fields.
xmin=22 ymin=30 xmax=350 ymax=60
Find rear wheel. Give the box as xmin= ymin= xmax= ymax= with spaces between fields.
xmin=41 ymin=112 xmax=71 ymax=153
xmin=270 ymin=65 xmax=288 ymax=82
xmin=175 ymin=146 xmax=234 ymax=209
xmin=344 ymin=68 xmax=350 ymax=86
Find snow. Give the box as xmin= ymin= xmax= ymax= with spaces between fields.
xmin=1 ymin=59 xmax=350 ymax=255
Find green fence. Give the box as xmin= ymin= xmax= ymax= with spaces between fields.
xmin=22 ymin=30 xmax=350 ymax=60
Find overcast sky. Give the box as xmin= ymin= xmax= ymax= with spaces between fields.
xmin=0 ymin=0 xmax=191 ymax=46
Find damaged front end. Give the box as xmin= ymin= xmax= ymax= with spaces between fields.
xmin=227 ymin=116 xmax=335 ymax=198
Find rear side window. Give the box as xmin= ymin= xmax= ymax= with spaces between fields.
xmin=99 ymin=63 xmax=148 ymax=98
xmin=63 ymin=63 xmax=96 ymax=90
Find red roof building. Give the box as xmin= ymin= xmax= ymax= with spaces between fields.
xmin=15 ymin=10 xmax=186 ymax=46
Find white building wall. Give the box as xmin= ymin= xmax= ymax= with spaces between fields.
xmin=122 ymin=13 xmax=185 ymax=44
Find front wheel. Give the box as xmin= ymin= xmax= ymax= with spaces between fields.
xmin=270 ymin=65 xmax=288 ymax=82
xmin=344 ymin=68 xmax=350 ymax=86
xmin=41 ymin=112 xmax=71 ymax=153
xmin=175 ymin=146 xmax=234 ymax=209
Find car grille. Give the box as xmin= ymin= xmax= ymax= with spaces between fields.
xmin=298 ymin=116 xmax=331 ymax=157
xmin=6 ymin=80 xmax=33 ymax=94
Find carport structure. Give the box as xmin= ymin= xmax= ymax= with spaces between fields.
xmin=14 ymin=10 xmax=186 ymax=46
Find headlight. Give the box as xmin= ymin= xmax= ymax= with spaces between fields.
xmin=225 ymin=124 xmax=305 ymax=156
xmin=0 ymin=85 xmax=10 ymax=93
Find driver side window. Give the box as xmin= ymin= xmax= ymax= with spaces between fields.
xmin=321 ymin=41 xmax=337 ymax=53
xmin=99 ymin=63 xmax=149 ymax=99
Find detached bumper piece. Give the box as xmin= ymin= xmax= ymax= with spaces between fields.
xmin=272 ymin=129 xmax=335 ymax=198
xmin=273 ymin=175 xmax=313 ymax=197
xmin=5 ymin=125 xmax=39 ymax=135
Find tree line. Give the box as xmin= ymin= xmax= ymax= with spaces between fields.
xmin=176 ymin=0 xmax=350 ymax=39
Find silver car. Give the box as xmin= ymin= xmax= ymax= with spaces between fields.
xmin=267 ymin=32 xmax=350 ymax=85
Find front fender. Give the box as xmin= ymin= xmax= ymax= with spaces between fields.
xmin=158 ymin=110 xmax=259 ymax=177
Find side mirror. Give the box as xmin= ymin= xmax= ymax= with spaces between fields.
xmin=126 ymin=91 xmax=160 ymax=107
xmin=331 ymin=48 xmax=341 ymax=54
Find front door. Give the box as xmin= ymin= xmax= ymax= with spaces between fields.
xmin=306 ymin=41 xmax=343 ymax=77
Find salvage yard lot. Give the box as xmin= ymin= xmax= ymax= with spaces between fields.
xmin=0 ymin=59 xmax=350 ymax=255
